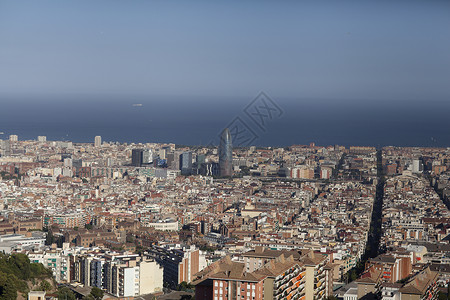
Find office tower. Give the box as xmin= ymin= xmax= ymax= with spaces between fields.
xmin=166 ymin=153 xmax=175 ymax=169
xmin=179 ymin=151 xmax=193 ymax=175
xmin=159 ymin=148 xmax=166 ymax=160
xmin=174 ymin=150 xmax=182 ymax=170
xmin=0 ymin=140 xmax=11 ymax=156
xmin=132 ymin=149 xmax=144 ymax=167
xmin=199 ymin=162 xmax=220 ymax=176
xmin=73 ymin=159 xmax=83 ymax=177
xmin=412 ymin=159 xmax=423 ymax=173
xmin=37 ymin=136 xmax=47 ymax=142
xmin=9 ymin=135 xmax=18 ymax=142
xmin=219 ymin=128 xmax=232 ymax=177
xmin=94 ymin=136 xmax=102 ymax=147
xmin=142 ymin=150 xmax=153 ymax=164
xmin=196 ymin=154 xmax=206 ymax=165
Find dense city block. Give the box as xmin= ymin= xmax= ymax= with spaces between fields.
xmin=1 ymin=137 xmax=449 ymax=299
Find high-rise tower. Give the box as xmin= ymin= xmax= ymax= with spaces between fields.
xmin=94 ymin=136 xmax=102 ymax=147
xmin=179 ymin=151 xmax=193 ymax=175
xmin=219 ymin=128 xmax=232 ymax=177
xmin=131 ymin=149 xmax=144 ymax=167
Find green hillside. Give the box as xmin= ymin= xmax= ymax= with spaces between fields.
xmin=0 ymin=253 xmax=53 ymax=299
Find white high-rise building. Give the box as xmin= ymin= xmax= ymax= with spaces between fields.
xmin=94 ymin=136 xmax=102 ymax=147
xmin=412 ymin=159 xmax=423 ymax=173
xmin=142 ymin=150 xmax=153 ymax=164
xmin=159 ymin=148 xmax=166 ymax=160
xmin=64 ymin=158 xmax=73 ymax=167
xmin=9 ymin=135 xmax=18 ymax=142
xmin=37 ymin=136 xmax=47 ymax=142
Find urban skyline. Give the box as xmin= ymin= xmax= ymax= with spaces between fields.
xmin=1 ymin=1 xmax=450 ymax=300
xmin=1 ymin=137 xmax=450 ymax=300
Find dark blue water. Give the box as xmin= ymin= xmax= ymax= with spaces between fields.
xmin=0 ymin=94 xmax=449 ymax=147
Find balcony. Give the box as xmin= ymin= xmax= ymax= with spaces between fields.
xmin=297 ymin=283 xmax=305 ymax=292
xmin=314 ymin=275 xmax=325 ymax=284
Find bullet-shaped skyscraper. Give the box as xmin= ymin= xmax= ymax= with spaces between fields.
xmin=219 ymin=128 xmax=233 ymax=177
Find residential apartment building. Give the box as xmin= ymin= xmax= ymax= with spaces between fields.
xmin=195 ymin=248 xmax=332 ymax=300
xmin=73 ymin=252 xmax=163 ymax=298
xmin=146 ymin=245 xmax=202 ymax=287
xmin=28 ymin=249 xmax=71 ymax=283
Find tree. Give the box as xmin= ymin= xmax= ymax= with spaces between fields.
xmin=56 ymin=235 xmax=64 ymax=248
xmin=30 ymin=262 xmax=52 ymax=278
xmin=58 ymin=287 xmax=76 ymax=300
xmin=10 ymin=253 xmax=31 ymax=280
xmin=45 ymin=230 xmax=54 ymax=246
xmin=438 ymin=292 xmax=447 ymax=300
xmin=90 ymin=286 xmax=104 ymax=300
xmin=177 ymin=281 xmax=193 ymax=291
xmin=135 ymin=245 xmax=145 ymax=255
xmin=126 ymin=234 xmax=135 ymax=243
xmin=39 ymin=279 xmax=52 ymax=291
xmin=0 ymin=253 xmax=52 ymax=298
xmin=347 ymin=269 xmax=358 ymax=282
xmin=0 ymin=273 xmax=17 ymax=300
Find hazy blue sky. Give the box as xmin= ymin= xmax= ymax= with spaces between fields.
xmin=1 ymin=0 xmax=450 ymax=101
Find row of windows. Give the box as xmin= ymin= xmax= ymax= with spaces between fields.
xmin=214 ymin=281 xmax=255 ymax=290
xmin=214 ymin=296 xmax=256 ymax=300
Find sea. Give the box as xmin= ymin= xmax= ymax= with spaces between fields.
xmin=1 ymin=94 xmax=449 ymax=148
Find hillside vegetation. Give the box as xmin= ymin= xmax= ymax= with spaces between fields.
xmin=0 ymin=253 xmax=53 ymax=299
